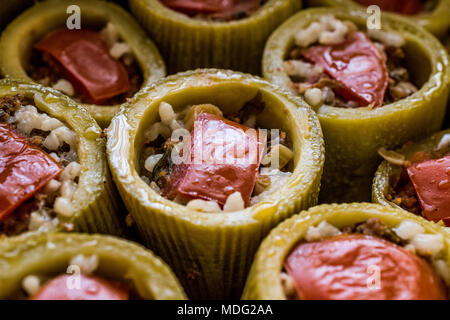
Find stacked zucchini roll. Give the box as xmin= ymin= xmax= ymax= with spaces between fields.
xmin=243 ymin=203 xmax=450 ymax=300
xmin=263 ymin=8 xmax=450 ymax=202
xmin=373 ymin=130 xmax=450 ymax=227
xmin=128 ymin=0 xmax=302 ymax=74
xmin=0 ymin=0 xmax=166 ymax=127
xmin=0 ymin=233 xmax=186 ymax=299
xmin=306 ymin=0 xmax=450 ymax=38
xmin=107 ymin=69 xmax=324 ymax=299
xmin=0 ymin=79 xmax=126 ymax=238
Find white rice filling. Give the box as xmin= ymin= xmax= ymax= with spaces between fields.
xmin=6 ymin=101 xmax=80 ymax=231
xmin=300 ymin=219 xmax=450 ymax=286
xmin=142 ymin=102 xmax=294 ymax=211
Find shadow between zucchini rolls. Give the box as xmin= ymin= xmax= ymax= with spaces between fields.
xmin=128 ymin=0 xmax=302 ymax=75
xmin=0 ymin=0 xmax=166 ymax=128
xmin=242 ymin=203 xmax=450 ymax=300
xmin=106 ymin=69 xmax=324 ymax=299
xmin=0 ymin=79 xmax=126 ymax=239
xmin=0 ymin=233 xmax=186 ymax=299
xmin=306 ymin=0 xmax=450 ymax=38
xmin=263 ymin=8 xmax=450 ymax=203
xmin=373 ymin=129 xmax=450 ymax=228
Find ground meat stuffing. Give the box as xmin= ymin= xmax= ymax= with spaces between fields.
xmin=27 ymin=24 xmax=142 ymax=106
xmin=0 ymin=94 xmax=80 ymax=237
xmin=284 ymin=17 xmax=418 ymax=108
xmin=341 ymin=218 xmax=404 ymax=245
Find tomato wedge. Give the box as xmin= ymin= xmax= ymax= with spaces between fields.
xmin=302 ymin=32 xmax=389 ymax=108
xmin=164 ymin=112 xmax=266 ymax=207
xmin=0 ymin=123 xmax=62 ymax=222
xmin=354 ymin=0 xmax=423 ymax=15
xmin=161 ymin=0 xmax=261 ymax=20
xmin=407 ymin=155 xmax=450 ymax=223
xmin=35 ymin=29 xmax=131 ymax=104
xmin=285 ymin=234 xmax=447 ymax=300
xmin=31 ymin=274 xmax=129 ymax=300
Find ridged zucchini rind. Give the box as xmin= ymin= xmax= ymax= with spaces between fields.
xmin=0 ymin=0 xmax=166 ymax=128
xmin=373 ymin=129 xmax=450 ymax=213
xmin=0 ymin=233 xmax=186 ymax=299
xmin=106 ymin=69 xmax=325 ymax=299
xmin=0 ymin=79 xmax=127 ymax=237
xmin=242 ymin=203 xmax=450 ymax=300
xmin=128 ymin=0 xmax=302 ymax=75
xmin=263 ymin=8 xmax=450 ymax=202
xmin=306 ymin=0 xmax=450 ymax=38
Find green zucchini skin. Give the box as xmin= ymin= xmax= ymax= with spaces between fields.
xmin=372 ymin=129 xmax=450 ymax=214
xmin=0 ymin=233 xmax=186 ymax=299
xmin=262 ymin=8 xmax=450 ymax=203
xmin=128 ymin=0 xmax=302 ymax=75
xmin=0 ymin=79 xmax=128 ymax=238
xmin=306 ymin=0 xmax=450 ymax=38
xmin=106 ymin=69 xmax=324 ymax=299
xmin=0 ymin=0 xmax=166 ymax=128
xmin=242 ymin=203 xmax=450 ymax=300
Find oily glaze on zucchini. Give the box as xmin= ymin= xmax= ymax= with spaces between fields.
xmin=0 ymin=79 xmax=127 ymax=237
xmin=306 ymin=0 xmax=450 ymax=38
xmin=0 ymin=233 xmax=186 ymax=299
xmin=128 ymin=0 xmax=302 ymax=75
xmin=106 ymin=69 xmax=324 ymax=299
xmin=0 ymin=0 xmax=166 ymax=128
xmin=263 ymin=8 xmax=450 ymax=202
xmin=373 ymin=129 xmax=450 ymax=219
xmin=242 ymin=203 xmax=450 ymax=299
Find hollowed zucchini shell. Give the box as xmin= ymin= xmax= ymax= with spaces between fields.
xmin=106 ymin=69 xmax=324 ymax=299
xmin=0 ymin=79 xmax=127 ymax=237
xmin=0 ymin=233 xmax=186 ymax=299
xmin=373 ymin=129 xmax=450 ymax=216
xmin=306 ymin=0 xmax=450 ymax=38
xmin=0 ymin=0 xmax=166 ymax=128
xmin=263 ymin=8 xmax=450 ymax=203
xmin=242 ymin=203 xmax=450 ymax=300
xmin=128 ymin=0 xmax=302 ymax=75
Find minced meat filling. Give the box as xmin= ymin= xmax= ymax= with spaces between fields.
xmin=139 ymin=93 xmax=294 ymax=213
xmin=0 ymin=94 xmax=80 ymax=237
xmin=284 ymin=16 xmax=418 ymax=109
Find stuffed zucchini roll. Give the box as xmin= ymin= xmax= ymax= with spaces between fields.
xmin=242 ymin=203 xmax=450 ymax=300
xmin=128 ymin=0 xmax=302 ymax=74
xmin=263 ymin=8 xmax=450 ymax=202
xmin=0 ymin=233 xmax=186 ymax=299
xmin=373 ymin=130 xmax=450 ymax=227
xmin=0 ymin=79 xmax=126 ymax=238
xmin=306 ymin=0 xmax=450 ymax=38
xmin=107 ymin=69 xmax=324 ymax=299
xmin=0 ymin=0 xmax=166 ymax=128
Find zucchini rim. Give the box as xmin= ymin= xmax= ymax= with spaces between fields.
xmin=128 ymin=0 xmax=302 ymax=74
xmin=373 ymin=129 xmax=450 ymax=218
xmin=106 ymin=69 xmax=324 ymax=299
xmin=306 ymin=0 xmax=450 ymax=38
xmin=0 ymin=79 xmax=126 ymax=237
xmin=263 ymin=7 xmax=450 ymax=202
xmin=0 ymin=232 xmax=186 ymax=299
xmin=0 ymin=0 xmax=166 ymax=128
xmin=242 ymin=203 xmax=450 ymax=300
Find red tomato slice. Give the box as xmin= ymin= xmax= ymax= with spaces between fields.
xmin=35 ymin=29 xmax=131 ymax=104
xmin=0 ymin=123 xmax=62 ymax=222
xmin=354 ymin=0 xmax=423 ymax=15
xmin=285 ymin=234 xmax=447 ymax=300
xmin=407 ymin=155 xmax=450 ymax=223
xmin=164 ymin=112 xmax=266 ymax=207
xmin=302 ymin=32 xmax=389 ymax=108
xmin=161 ymin=0 xmax=260 ymax=20
xmin=31 ymin=274 xmax=129 ymax=300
